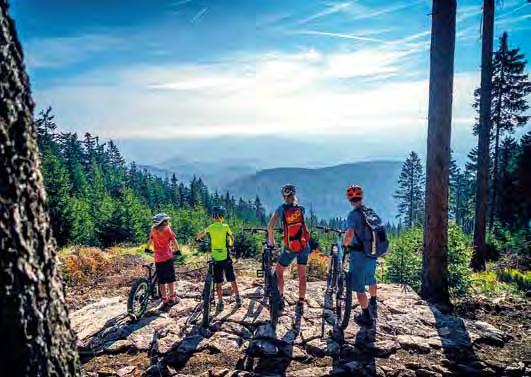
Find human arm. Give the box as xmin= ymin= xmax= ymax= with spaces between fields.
xmin=267 ymin=211 xmax=279 ymax=246
xmin=145 ymin=232 xmax=154 ymax=253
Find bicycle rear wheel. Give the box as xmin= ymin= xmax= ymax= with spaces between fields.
xmin=127 ymin=278 xmax=150 ymax=321
xmin=201 ymin=266 xmax=214 ymax=328
xmin=269 ymin=271 xmax=280 ymax=328
xmin=335 ymin=271 xmax=352 ymax=330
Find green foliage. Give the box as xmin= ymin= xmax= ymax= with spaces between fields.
xmin=383 ymin=225 xmax=473 ymax=297
xmin=36 ymin=108 xmax=267 ymax=247
xmin=383 ymin=227 xmax=423 ymax=292
xmin=447 ymin=224 xmax=473 ymax=296
xmin=496 ymin=268 xmax=531 ymax=292
xmin=234 ymin=232 xmax=260 ymax=258
xmin=394 ymin=151 xmax=425 ymax=228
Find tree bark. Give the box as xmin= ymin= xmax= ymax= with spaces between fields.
xmin=0 ymin=1 xmax=81 ymax=376
xmin=472 ymin=0 xmax=495 ymax=272
xmin=421 ymin=0 xmax=456 ymax=306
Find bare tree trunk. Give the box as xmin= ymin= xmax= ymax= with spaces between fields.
xmin=421 ymin=0 xmax=456 ymax=306
xmin=0 ymin=2 xmax=80 ymax=376
xmin=472 ymin=0 xmax=495 ymax=272
xmin=489 ymin=124 xmax=500 ymax=230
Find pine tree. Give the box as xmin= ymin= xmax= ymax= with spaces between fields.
xmin=474 ymin=32 xmax=531 ymax=229
xmin=394 ymin=151 xmax=425 ymax=228
xmin=421 ymin=0 xmax=455 ymax=306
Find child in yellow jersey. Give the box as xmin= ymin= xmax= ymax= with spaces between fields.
xmin=196 ymin=206 xmax=241 ymax=312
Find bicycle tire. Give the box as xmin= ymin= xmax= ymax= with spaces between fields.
xmin=201 ymin=266 xmax=214 ymax=328
xmin=127 ymin=277 xmax=150 ymax=321
xmin=269 ymin=271 xmax=280 ymax=328
xmin=336 ymin=271 xmax=352 ymax=330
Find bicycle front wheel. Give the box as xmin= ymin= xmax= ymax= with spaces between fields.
xmin=336 ymin=271 xmax=352 ymax=330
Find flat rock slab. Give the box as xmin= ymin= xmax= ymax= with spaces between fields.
xmin=70 ymin=281 xmax=520 ymax=376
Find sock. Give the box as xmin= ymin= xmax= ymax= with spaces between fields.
xmin=370 ymin=296 xmax=377 ymax=304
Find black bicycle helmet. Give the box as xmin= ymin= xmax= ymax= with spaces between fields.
xmin=281 ymin=184 xmax=296 ymax=197
xmin=212 ymin=206 xmax=226 ymax=218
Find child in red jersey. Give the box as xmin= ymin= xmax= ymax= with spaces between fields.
xmin=145 ymin=213 xmax=181 ymax=309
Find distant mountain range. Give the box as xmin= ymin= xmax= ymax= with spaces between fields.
xmin=227 ymin=161 xmax=402 ymax=222
xmin=140 ymin=160 xmax=402 ymax=222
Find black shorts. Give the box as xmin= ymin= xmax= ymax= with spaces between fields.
xmin=213 ymin=258 xmax=236 ymax=284
xmin=155 ymin=259 xmax=176 ymax=284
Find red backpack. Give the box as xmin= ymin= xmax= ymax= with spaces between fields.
xmin=282 ymin=205 xmax=310 ymax=253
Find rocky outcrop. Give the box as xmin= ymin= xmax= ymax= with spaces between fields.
xmin=72 ymin=278 xmax=527 ymax=377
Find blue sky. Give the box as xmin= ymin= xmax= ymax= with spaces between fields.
xmin=10 ymin=0 xmax=531 ymax=164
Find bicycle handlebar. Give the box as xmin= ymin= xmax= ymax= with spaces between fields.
xmin=242 ymin=227 xmax=282 ymax=234
xmin=315 ymin=225 xmax=344 ymax=235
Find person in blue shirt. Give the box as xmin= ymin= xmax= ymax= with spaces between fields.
xmin=268 ymin=184 xmax=311 ymax=315
xmin=343 ymin=184 xmax=377 ymax=325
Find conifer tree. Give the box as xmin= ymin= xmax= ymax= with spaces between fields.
xmin=394 ymin=151 xmax=425 ymax=228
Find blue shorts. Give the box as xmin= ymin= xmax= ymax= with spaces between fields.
xmin=278 ymin=245 xmax=310 ymax=266
xmin=349 ymin=251 xmax=377 ymax=293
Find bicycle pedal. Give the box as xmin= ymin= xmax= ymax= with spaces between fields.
xmin=256 ymin=269 xmax=264 ymax=278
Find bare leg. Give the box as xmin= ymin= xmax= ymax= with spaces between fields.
xmin=167 ymin=282 xmax=176 ymax=302
xmin=159 ymin=284 xmax=168 ymax=302
xmin=216 ymin=283 xmax=223 ymax=301
xmin=297 ymin=264 xmax=307 ymax=301
xmin=230 ymin=281 xmax=239 ymax=296
xmin=368 ymin=284 xmax=377 ymax=298
xmin=275 ymin=264 xmax=286 ymax=296
xmin=356 ymin=292 xmax=369 ymax=309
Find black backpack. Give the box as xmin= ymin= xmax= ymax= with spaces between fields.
xmin=355 ymin=206 xmax=389 ymax=258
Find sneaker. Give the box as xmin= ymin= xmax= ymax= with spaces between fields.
xmin=156 ymin=301 xmax=170 ymax=311
xmin=295 ymin=300 xmax=304 ymax=316
xmin=355 ymin=311 xmax=373 ymax=326
xmin=168 ymin=295 xmax=179 ymax=306
xmin=235 ymin=296 xmax=243 ymax=308
xmin=216 ymin=301 xmax=224 ymax=313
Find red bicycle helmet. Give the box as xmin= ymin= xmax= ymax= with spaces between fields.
xmin=346 ymin=185 xmax=363 ymax=201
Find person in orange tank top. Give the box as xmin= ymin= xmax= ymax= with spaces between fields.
xmin=145 ymin=213 xmax=181 ymax=310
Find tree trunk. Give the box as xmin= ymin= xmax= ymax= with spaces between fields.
xmin=0 ymin=2 xmax=81 ymax=376
xmin=489 ymin=124 xmax=500 ymax=230
xmin=421 ymin=0 xmax=456 ymax=306
xmin=488 ymin=60 xmax=504 ymax=231
xmin=472 ymin=0 xmax=495 ymax=272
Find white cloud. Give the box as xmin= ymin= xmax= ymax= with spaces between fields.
xmin=297 ymin=2 xmax=353 ymax=25
xmin=35 ymin=44 xmax=479 ymax=158
xmin=25 ymin=34 xmax=122 ymax=69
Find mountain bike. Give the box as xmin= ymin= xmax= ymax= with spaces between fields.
xmin=183 ymin=255 xmax=216 ymax=329
xmin=316 ymin=225 xmax=352 ymax=332
xmin=127 ymin=250 xmax=182 ymax=321
xmin=243 ymin=227 xmax=282 ymax=329
xmin=127 ymin=260 xmax=159 ymax=321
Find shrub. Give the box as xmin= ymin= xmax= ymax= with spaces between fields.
xmin=383 ymin=227 xmax=423 ymax=292
xmin=61 ymin=247 xmax=112 ymax=285
xmin=307 ymin=252 xmax=330 ymax=280
xmin=234 ymin=232 xmax=260 ymax=258
xmin=447 ymin=224 xmax=473 ymax=296
xmin=382 ymin=224 xmax=473 ymax=297
xmin=497 ymin=268 xmax=531 ymax=292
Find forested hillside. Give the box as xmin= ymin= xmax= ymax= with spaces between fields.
xmin=36 ymin=108 xmax=267 ymax=247
xmin=228 ymin=161 xmax=402 ymax=221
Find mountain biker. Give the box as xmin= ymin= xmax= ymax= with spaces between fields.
xmin=342 ymin=185 xmax=377 ymax=326
xmin=145 ymin=213 xmax=181 ymax=310
xmin=268 ymin=184 xmax=311 ymax=315
xmin=196 ymin=206 xmax=242 ymax=312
